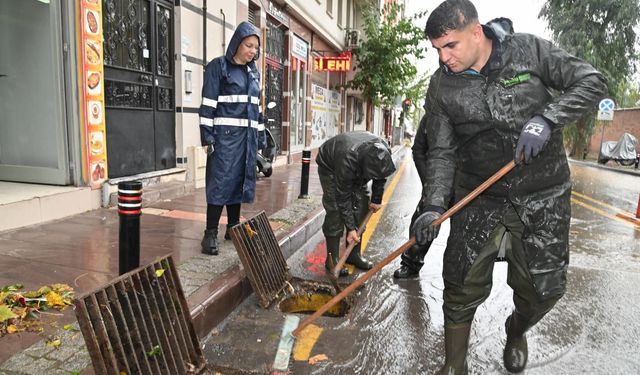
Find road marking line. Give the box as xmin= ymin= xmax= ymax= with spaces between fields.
xmin=361 ymin=155 xmax=410 ymax=252
xmin=292 ymin=323 xmax=324 ymax=361
xmin=571 ymin=197 xmax=640 ymax=230
xmin=571 ymin=191 xmax=634 ymax=217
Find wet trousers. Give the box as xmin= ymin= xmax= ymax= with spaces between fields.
xmin=318 ymin=171 xmax=369 ymax=238
xmin=206 ymin=203 xmax=241 ymax=230
xmin=443 ymin=204 xmax=561 ymax=326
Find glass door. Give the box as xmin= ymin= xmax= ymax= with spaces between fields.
xmin=0 ymin=0 xmax=70 ymax=184
xmin=290 ymin=58 xmax=306 ymax=150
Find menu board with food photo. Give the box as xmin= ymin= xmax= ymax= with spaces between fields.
xmin=79 ymin=0 xmax=108 ymax=188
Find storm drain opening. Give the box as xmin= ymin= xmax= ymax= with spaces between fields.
xmin=277 ymin=278 xmax=351 ymax=317
xmin=229 ymin=212 xmax=355 ymax=317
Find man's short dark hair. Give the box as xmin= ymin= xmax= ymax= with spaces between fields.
xmin=424 ymin=0 xmax=479 ymax=39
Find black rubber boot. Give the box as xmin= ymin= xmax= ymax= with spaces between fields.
xmin=325 ymin=236 xmax=349 ymax=277
xmin=394 ymin=242 xmax=429 ymax=279
xmin=224 ymin=223 xmax=238 ymax=240
xmin=201 ymin=229 xmax=218 ymax=255
xmin=504 ymin=313 xmax=529 ymax=373
xmin=437 ymin=323 xmax=471 ymax=375
xmin=346 ymin=242 xmax=373 ymax=270
xmin=393 ymin=264 xmax=420 ymax=279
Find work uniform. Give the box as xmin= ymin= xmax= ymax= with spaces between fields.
xmin=316 ymin=131 xmax=396 ymax=272
xmin=422 ymin=20 xmax=607 ymax=325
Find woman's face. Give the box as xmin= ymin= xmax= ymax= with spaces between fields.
xmin=234 ymin=36 xmax=259 ymax=64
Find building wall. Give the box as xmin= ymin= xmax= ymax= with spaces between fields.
xmin=588 ymin=108 xmax=640 ymax=157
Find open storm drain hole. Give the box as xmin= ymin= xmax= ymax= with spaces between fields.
xmin=229 ymin=212 xmax=357 ymax=318
xmin=277 ymin=281 xmax=351 ymax=317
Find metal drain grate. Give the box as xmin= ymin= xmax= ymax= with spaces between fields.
xmin=74 ymin=255 xmax=205 ymax=375
xmin=229 ymin=211 xmax=291 ymax=308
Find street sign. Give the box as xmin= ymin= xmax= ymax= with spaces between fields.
xmin=598 ymin=98 xmax=615 ymax=112
xmin=597 ymin=109 xmax=614 ymax=121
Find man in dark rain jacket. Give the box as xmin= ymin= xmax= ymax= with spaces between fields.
xmin=316 ymin=131 xmax=396 ymax=276
xmin=412 ymin=1 xmax=607 ymax=373
xmin=199 ymin=22 xmax=266 ymax=255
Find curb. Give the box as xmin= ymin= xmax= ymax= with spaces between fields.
xmin=569 ymin=158 xmax=640 ymax=177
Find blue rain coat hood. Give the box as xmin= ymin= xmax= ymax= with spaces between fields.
xmin=225 ymin=21 xmax=261 ymax=69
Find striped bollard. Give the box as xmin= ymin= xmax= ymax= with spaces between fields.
xmin=298 ymin=149 xmax=311 ymax=199
xmin=118 ymin=181 xmax=142 ymax=275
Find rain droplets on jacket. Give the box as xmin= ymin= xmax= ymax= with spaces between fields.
xmin=199 ymin=22 xmax=266 ymax=205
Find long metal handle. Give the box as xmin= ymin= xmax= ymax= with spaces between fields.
xmin=292 ymin=160 xmax=517 ymax=337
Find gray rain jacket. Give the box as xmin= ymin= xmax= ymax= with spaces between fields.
xmin=316 ymin=131 xmax=396 ymax=231
xmin=423 ymin=19 xmax=607 ymax=299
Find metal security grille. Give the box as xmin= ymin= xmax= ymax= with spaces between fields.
xmin=248 ymin=3 xmax=260 ymax=27
xmin=229 ymin=211 xmax=290 ymax=308
xmin=74 ymin=256 xmax=205 ymax=375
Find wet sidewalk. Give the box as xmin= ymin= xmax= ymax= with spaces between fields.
xmin=0 ymin=159 xmax=327 ymax=374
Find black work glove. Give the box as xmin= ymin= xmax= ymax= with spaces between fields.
xmin=515 ymin=115 xmax=552 ymax=164
xmin=206 ymin=144 xmax=214 ymax=156
xmin=411 ymin=211 xmax=442 ymax=245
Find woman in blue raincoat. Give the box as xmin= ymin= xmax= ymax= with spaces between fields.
xmin=199 ymin=22 xmax=266 ymax=255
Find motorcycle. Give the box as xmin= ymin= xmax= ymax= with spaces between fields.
xmin=598 ymin=132 xmax=639 ymax=168
xmin=257 ymin=102 xmax=278 ymax=177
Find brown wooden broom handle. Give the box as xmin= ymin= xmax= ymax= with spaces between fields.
xmin=292 ymin=160 xmax=516 ymax=337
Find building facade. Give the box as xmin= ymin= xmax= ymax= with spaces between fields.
xmin=0 ymin=0 xmax=383 ymax=196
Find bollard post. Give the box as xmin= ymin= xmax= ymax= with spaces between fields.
xmin=298 ymin=149 xmax=311 ymax=199
xmin=118 ymin=181 xmax=142 ymax=275
xmin=636 ymin=193 xmax=640 ymax=219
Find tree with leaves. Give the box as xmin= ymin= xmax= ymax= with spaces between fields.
xmin=346 ymin=2 xmax=427 ymax=129
xmin=540 ymin=0 xmax=640 ymax=157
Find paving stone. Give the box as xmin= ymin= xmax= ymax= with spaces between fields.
xmin=57 ymin=351 xmax=91 ymax=373
xmin=21 ymin=340 xmax=55 ymax=359
xmin=1 ymin=354 xmax=57 ymax=375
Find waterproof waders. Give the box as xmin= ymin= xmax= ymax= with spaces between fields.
xmin=504 ymin=312 xmax=530 ymax=373
xmin=345 ymin=238 xmax=373 ymax=270
xmin=437 ymin=323 xmax=471 ymax=375
xmin=325 ymin=236 xmax=349 ymax=277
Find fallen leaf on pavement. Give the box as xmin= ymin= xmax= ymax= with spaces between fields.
xmin=308 ymin=354 xmax=328 ymax=365
xmin=47 ymin=338 xmax=61 ymax=349
xmin=0 ymin=305 xmax=17 ymax=322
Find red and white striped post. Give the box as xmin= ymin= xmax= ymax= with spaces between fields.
xmin=118 ymin=181 xmax=142 ymax=275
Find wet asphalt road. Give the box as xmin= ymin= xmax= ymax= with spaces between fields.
xmin=285 ymin=148 xmax=640 ymax=374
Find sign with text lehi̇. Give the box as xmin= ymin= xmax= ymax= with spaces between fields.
xmin=314 ymin=52 xmax=352 ymax=72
